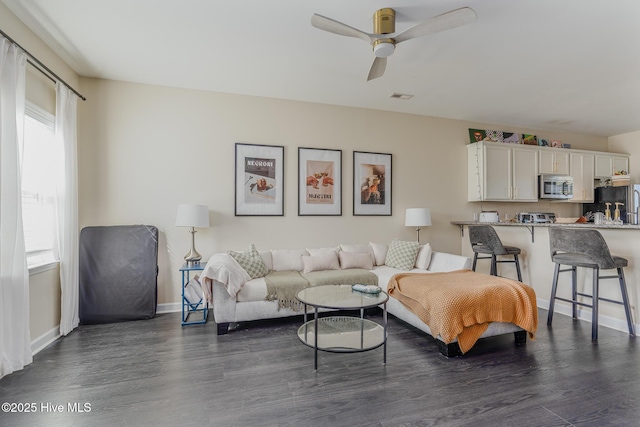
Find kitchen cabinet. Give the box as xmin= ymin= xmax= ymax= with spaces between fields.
xmin=467 ymin=142 xmax=538 ymax=202
xmin=595 ymin=154 xmax=629 ymax=178
xmin=569 ymin=152 xmax=595 ymax=202
xmin=539 ymin=149 xmax=570 ymax=175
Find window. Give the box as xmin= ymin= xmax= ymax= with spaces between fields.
xmin=21 ymin=102 xmax=59 ymax=268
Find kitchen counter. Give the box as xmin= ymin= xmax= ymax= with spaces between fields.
xmin=453 ymin=222 xmax=640 ymax=336
xmin=451 ymin=220 xmax=640 ymax=230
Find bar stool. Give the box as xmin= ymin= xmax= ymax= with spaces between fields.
xmin=547 ymin=228 xmax=635 ymax=340
xmin=469 ymin=225 xmax=522 ymax=281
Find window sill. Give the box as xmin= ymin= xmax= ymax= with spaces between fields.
xmin=29 ymin=260 xmax=59 ymax=276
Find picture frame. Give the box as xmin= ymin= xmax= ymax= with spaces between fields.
xmin=353 ymin=151 xmax=392 ymax=216
xmin=468 ymin=128 xmax=486 ymax=143
xmin=538 ymin=138 xmax=550 ymax=147
xmin=235 ymin=143 xmax=284 ymax=216
xmin=522 ymin=134 xmax=538 ymax=145
xmin=502 ymin=132 xmax=521 ymax=144
xmin=298 ymin=147 xmax=342 ymax=216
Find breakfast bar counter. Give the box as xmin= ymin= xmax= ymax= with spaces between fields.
xmin=451 ymin=221 xmax=640 ymax=336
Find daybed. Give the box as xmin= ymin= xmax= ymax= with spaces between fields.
xmin=200 ymin=240 xmax=537 ymax=356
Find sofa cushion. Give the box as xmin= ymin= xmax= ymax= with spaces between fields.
xmin=271 ymin=249 xmax=308 ymax=271
xmin=385 ymin=239 xmax=420 ymax=271
xmin=227 ymin=244 xmax=268 ymax=279
xmin=339 ymin=251 xmax=374 ymax=270
xmin=369 ymin=242 xmax=388 ymax=266
xmin=302 ymin=252 xmax=340 ymax=273
xmin=415 ymin=243 xmax=433 ymax=270
xmin=303 ymin=269 xmax=377 ymax=287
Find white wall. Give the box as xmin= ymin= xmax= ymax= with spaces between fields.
xmin=77 ymin=77 xmax=609 ymax=306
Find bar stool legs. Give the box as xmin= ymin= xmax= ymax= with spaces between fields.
xmin=618 ymin=268 xmax=636 ymax=337
xmin=547 ymin=262 xmax=635 ymax=341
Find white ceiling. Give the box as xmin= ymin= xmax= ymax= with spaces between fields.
xmin=3 ymin=0 xmax=640 ymax=137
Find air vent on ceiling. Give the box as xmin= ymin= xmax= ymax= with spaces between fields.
xmin=389 ymin=92 xmax=414 ymax=100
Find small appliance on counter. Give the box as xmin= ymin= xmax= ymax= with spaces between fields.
xmin=516 ymin=212 xmax=556 ymax=223
xmin=478 ymin=211 xmax=500 ymax=222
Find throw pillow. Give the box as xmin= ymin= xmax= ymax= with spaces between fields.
xmin=340 ymin=244 xmax=375 ymax=264
xmin=339 ymin=251 xmax=374 ymax=270
xmin=385 ymin=239 xmax=420 ymax=271
xmin=415 ymin=243 xmax=433 ymax=270
xmin=227 ymin=244 xmax=268 ymax=279
xmin=271 ymin=249 xmax=308 ymax=271
xmin=306 ymin=246 xmax=340 ymax=256
xmin=302 ymin=252 xmax=340 ymax=273
xmin=369 ymin=242 xmax=388 ymax=266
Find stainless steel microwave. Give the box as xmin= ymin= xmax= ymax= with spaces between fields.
xmin=539 ymin=175 xmax=574 ymax=199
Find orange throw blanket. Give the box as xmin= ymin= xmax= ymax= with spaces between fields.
xmin=387 ymin=269 xmax=538 ymax=353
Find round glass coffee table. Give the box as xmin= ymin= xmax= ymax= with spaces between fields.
xmin=296 ymin=284 xmax=389 ymax=370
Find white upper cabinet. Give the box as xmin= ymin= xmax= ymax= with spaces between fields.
xmin=595 ymin=154 xmax=629 ymax=178
xmin=467 ymin=142 xmax=538 ymax=202
xmin=538 ymin=149 xmax=570 ymax=175
xmin=468 ymin=141 xmax=629 ymax=203
xmin=570 ymin=152 xmax=594 ymax=203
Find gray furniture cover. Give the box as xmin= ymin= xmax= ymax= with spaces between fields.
xmin=80 ymin=225 xmax=158 ymax=324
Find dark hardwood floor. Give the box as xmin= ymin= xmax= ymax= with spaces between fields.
xmin=1 ymin=309 xmax=639 ymax=427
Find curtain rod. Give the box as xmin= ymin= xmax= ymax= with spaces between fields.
xmin=0 ymin=28 xmax=86 ymax=101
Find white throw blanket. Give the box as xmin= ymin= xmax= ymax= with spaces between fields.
xmin=200 ymin=253 xmax=250 ymax=302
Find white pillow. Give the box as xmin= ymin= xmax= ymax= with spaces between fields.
xmin=306 ymin=246 xmax=340 ymax=256
xmin=340 ymin=244 xmax=375 ymax=264
xmin=339 ymin=251 xmax=374 ymax=270
xmin=369 ymin=242 xmax=388 ymax=266
xmin=415 ymin=243 xmax=433 ymax=270
xmin=271 ymin=249 xmax=309 ymax=271
xmin=302 ymin=252 xmax=340 ymax=273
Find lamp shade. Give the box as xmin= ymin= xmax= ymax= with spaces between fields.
xmin=175 ymin=204 xmax=210 ymax=228
xmin=405 ymin=208 xmax=432 ymax=227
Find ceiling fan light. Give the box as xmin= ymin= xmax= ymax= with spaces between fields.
xmin=373 ymin=41 xmax=395 ymax=58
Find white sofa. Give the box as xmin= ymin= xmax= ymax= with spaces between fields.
xmin=200 ymin=243 xmax=527 ymax=356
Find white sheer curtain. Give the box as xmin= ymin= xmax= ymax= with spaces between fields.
xmin=0 ymin=37 xmax=32 ymax=379
xmin=56 ymin=82 xmax=79 ymax=336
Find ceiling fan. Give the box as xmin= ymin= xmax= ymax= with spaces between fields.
xmin=311 ymin=7 xmax=477 ymax=81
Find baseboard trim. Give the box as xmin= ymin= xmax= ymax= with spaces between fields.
xmin=31 ymin=326 xmax=60 ymax=355
xmin=538 ymin=298 xmax=637 ymax=336
xmin=156 ymin=302 xmax=180 ymax=314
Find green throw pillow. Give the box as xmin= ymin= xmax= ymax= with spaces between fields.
xmin=228 ymin=244 xmax=268 ymax=279
xmin=385 ymin=239 xmax=420 ymax=271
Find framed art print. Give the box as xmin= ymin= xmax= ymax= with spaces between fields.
xmin=235 ymin=143 xmax=284 ymax=216
xmin=298 ymin=147 xmax=342 ymax=216
xmin=353 ymin=151 xmax=392 ymax=216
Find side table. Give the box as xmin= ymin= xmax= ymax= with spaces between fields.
xmin=180 ymin=262 xmax=207 ymax=326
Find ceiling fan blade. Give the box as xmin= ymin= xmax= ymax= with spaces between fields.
xmin=394 ymin=7 xmax=477 ymax=44
xmin=311 ymin=14 xmax=375 ymax=44
xmin=367 ymin=57 xmax=387 ymax=81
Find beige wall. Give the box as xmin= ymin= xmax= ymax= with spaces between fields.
xmin=29 ymin=266 xmax=61 ymax=341
xmin=77 ymin=78 xmax=609 ymax=306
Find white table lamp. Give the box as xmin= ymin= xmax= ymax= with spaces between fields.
xmin=175 ymin=204 xmax=210 ymax=264
xmin=405 ymin=208 xmax=432 ymax=242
